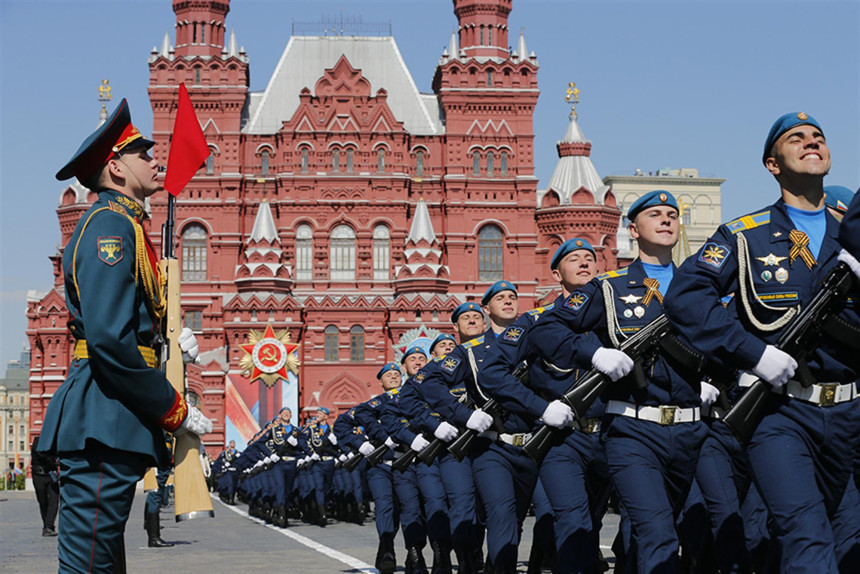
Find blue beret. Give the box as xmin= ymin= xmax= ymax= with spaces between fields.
xmin=318 ymin=407 xmax=330 ymax=415
xmin=550 ymin=238 xmax=596 ymax=270
xmin=762 ymin=112 xmax=823 ymax=164
xmin=824 ymin=185 xmax=855 ymax=214
xmin=279 ymin=406 xmax=291 ymax=414
xmin=429 ymin=333 xmax=457 ymax=352
xmin=481 ymin=280 xmax=517 ymax=305
xmin=376 ymin=363 xmax=400 ymax=379
xmin=400 ymin=344 xmax=428 ymax=363
xmin=627 ymin=190 xmax=678 ymax=221
xmin=451 ymin=302 xmax=483 ymax=323
xmin=56 ymin=98 xmax=155 ymax=182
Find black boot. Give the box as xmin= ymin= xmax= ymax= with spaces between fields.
xmin=376 ymin=533 xmax=397 ymax=574
xmin=431 ymin=541 xmax=453 ymax=574
xmin=145 ymin=511 xmax=174 ymax=548
xmin=406 ymin=546 xmax=429 ymax=574
xmin=526 ymin=541 xmax=543 ymax=574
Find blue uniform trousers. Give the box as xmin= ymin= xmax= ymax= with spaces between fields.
xmin=58 ymin=446 xmax=147 ymax=574
xmin=273 ymin=460 xmax=297 ymax=508
xmin=471 ymin=439 xmax=539 ymax=570
xmin=540 ymin=430 xmax=610 ymax=574
xmin=416 ymin=459 xmax=452 ymax=545
xmin=312 ymin=458 xmax=335 ymax=511
xmin=438 ymin=452 xmax=480 ymax=556
xmin=604 ymin=415 xmax=708 ymax=574
xmin=531 ymin=478 xmax=559 ymax=571
xmin=297 ymin=466 xmax=313 ymax=504
xmin=350 ymin=462 xmax=365 ymax=505
xmin=392 ymin=464 xmax=427 ymax=548
xmin=832 ymin=477 xmax=860 ymax=571
xmin=367 ymin=463 xmax=398 ymax=538
xmin=747 ymin=399 xmax=860 ymax=574
xmin=677 ymin=479 xmax=714 ymax=569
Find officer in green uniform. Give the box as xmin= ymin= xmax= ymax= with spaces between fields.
xmin=40 ymin=99 xmax=212 ymax=573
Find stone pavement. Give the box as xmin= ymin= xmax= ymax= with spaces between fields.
xmin=0 ymin=489 xmax=619 ymax=572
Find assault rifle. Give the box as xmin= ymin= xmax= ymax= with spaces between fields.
xmin=343 ymin=441 xmax=390 ymax=472
xmin=522 ymin=314 xmax=673 ymax=463
xmin=723 ymin=263 xmax=855 ymax=443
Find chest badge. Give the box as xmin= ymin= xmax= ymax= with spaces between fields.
xmin=619 ymin=294 xmax=642 ymax=305
xmin=775 ymin=268 xmax=789 ymax=284
xmin=633 ymin=306 xmax=646 ymax=318
xmin=623 ymin=309 xmax=634 ymax=318
xmin=755 ymin=253 xmax=788 ymax=267
xmin=761 ymin=270 xmax=773 ymax=282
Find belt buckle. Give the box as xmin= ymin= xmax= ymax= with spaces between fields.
xmin=659 ymin=406 xmax=678 ymax=425
xmin=511 ymin=434 xmax=525 ymax=447
xmin=819 ymin=383 xmax=838 ymax=406
xmin=584 ymin=419 xmax=599 ymax=433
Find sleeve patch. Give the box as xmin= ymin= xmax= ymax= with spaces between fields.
xmin=697 ymin=242 xmax=731 ymax=269
xmin=441 ymin=357 xmax=461 ymax=373
xmin=98 ymin=236 xmax=124 ymax=265
xmin=502 ymin=325 xmax=524 ymax=343
xmin=158 ymin=390 xmax=188 ymax=432
xmin=563 ymin=291 xmax=589 ymax=313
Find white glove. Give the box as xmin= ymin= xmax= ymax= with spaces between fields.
xmin=466 ymin=409 xmax=493 ymax=432
xmin=179 ymin=406 xmax=212 ymax=436
xmin=338 ymin=454 xmax=348 ymax=462
xmin=410 ymin=435 xmax=430 ymax=452
xmin=700 ymin=381 xmax=720 ymax=407
xmin=384 ymin=437 xmax=396 ymax=449
xmin=287 ymin=435 xmax=298 ymax=447
xmin=838 ymin=249 xmax=860 ymax=280
xmin=753 ymin=345 xmax=797 ymax=388
xmin=296 ymin=458 xmax=304 ymax=468
xmin=178 ymin=327 xmax=199 ymax=364
xmin=270 ymin=454 xmax=280 ymax=463
xmin=328 ymin=433 xmax=337 ymax=445
xmin=347 ymin=452 xmax=356 ymax=459
xmin=311 ymin=453 xmax=321 ymax=461
xmin=541 ymin=400 xmax=574 ymax=429
xmin=591 ymin=347 xmax=635 ymax=381
xmin=434 ymin=421 xmax=459 ymax=442
xmin=253 ymin=460 xmax=263 ymax=469
xmin=359 ymin=441 xmax=375 ymax=456
xmin=263 ymin=455 xmax=272 ymax=465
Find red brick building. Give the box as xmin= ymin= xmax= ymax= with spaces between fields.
xmin=27 ymin=0 xmax=620 ymax=452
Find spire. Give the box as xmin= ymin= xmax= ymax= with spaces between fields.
xmin=161 ymin=30 xmax=171 ymax=58
xmin=406 ymin=198 xmax=438 ymax=245
xmin=448 ymin=29 xmax=459 ymax=60
xmin=249 ymin=199 xmax=278 ymax=243
xmin=394 ymin=199 xmax=449 ymax=293
xmin=517 ymin=28 xmax=527 ymax=61
xmin=228 ymin=29 xmax=238 ymax=57
xmin=237 ymin=199 xmax=292 ymax=292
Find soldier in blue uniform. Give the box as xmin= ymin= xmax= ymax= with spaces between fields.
xmin=269 ymin=407 xmax=301 ymax=527
xmin=333 ymin=406 xmax=368 ymax=524
xmin=298 ymin=407 xmax=339 ymax=526
xmin=666 ymin=113 xmax=860 ymax=573
xmin=40 ymin=99 xmax=212 ymax=573
xmin=213 ymin=441 xmax=239 ymax=505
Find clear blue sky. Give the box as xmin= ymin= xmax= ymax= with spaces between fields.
xmin=1 ymin=0 xmax=858 ymax=369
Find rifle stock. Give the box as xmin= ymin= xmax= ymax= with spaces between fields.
xmin=343 ymin=453 xmax=364 ymax=472
xmin=416 ymin=437 xmax=447 ymax=465
xmin=393 ymin=449 xmax=417 ymax=472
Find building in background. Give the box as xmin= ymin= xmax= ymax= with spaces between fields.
xmin=1 ymin=346 xmax=30 ymax=477
xmin=604 ymin=168 xmax=724 ymax=265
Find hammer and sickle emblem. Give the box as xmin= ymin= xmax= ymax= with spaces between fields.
xmin=261 ymin=346 xmax=278 ymax=363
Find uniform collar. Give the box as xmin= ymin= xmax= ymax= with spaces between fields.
xmin=624 ymin=258 xmax=675 ymax=287
xmin=99 ymin=188 xmax=146 ymax=220
xmin=768 ymin=198 xmax=841 ymax=263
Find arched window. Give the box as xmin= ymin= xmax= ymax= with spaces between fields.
xmin=473 ymin=151 xmax=481 ymax=175
xmin=500 ymin=151 xmax=508 ymax=176
xmin=415 ymin=150 xmax=425 ymax=177
xmin=295 ymin=224 xmax=313 ymax=281
xmin=478 ymin=224 xmax=504 ymax=281
xmin=332 ymin=148 xmax=340 ymax=172
xmin=346 ymin=148 xmax=354 ymax=172
xmin=205 ymin=153 xmax=214 ymax=175
xmin=350 ymin=326 xmax=365 ymax=362
xmin=377 ymin=149 xmax=385 ymax=173
xmin=488 ymin=27 xmax=492 ymax=45
xmin=194 ymin=66 xmax=201 ymax=84
xmin=682 ymin=208 xmax=692 ymax=226
xmin=486 ymin=152 xmax=495 ymax=176
xmin=324 ymin=326 xmax=339 ymax=362
xmin=487 ymin=70 xmax=493 ymax=87
xmin=261 ymin=150 xmax=270 ymax=176
xmin=330 ymin=225 xmax=356 ymax=281
xmin=373 ymin=225 xmax=390 ymax=280
xmin=181 ymin=224 xmax=208 ymax=281
xmin=480 ymin=25 xmax=485 ymax=45
xmin=300 ymin=148 xmax=309 ymax=173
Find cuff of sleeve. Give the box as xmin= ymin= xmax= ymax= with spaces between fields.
xmin=734 ymin=336 xmax=768 ymax=371
xmin=575 ymin=337 xmax=603 ymax=370
xmin=158 ymin=390 xmax=188 ymax=432
xmin=526 ymin=396 xmax=551 ymax=420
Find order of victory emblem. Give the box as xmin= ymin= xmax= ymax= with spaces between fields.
xmin=239 ymin=323 xmax=300 ymax=388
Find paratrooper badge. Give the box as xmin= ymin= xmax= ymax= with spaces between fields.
xmin=441 ymin=357 xmax=461 ymax=373
xmin=698 ymin=242 xmax=730 ymax=269
xmin=98 ymin=236 xmax=123 ymax=265
xmin=239 ymin=323 xmax=300 ymax=388
xmin=564 ymin=291 xmax=589 ymax=312
xmin=503 ymin=326 xmax=524 ymax=343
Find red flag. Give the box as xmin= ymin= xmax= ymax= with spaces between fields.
xmin=164 ymin=83 xmax=210 ymax=196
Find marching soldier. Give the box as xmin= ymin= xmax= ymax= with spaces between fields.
xmin=666 ymin=113 xmax=860 ymax=572
xmin=270 ymin=407 xmax=301 ymax=527
xmin=298 ymin=408 xmax=339 ymax=526
xmin=333 ymin=406 xmax=369 ymax=524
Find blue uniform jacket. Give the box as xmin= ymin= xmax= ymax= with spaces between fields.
xmin=397 ymin=375 xmax=444 ymax=436
xmin=353 ymin=391 xmax=397 ymax=445
xmin=839 ymin=191 xmax=860 ymax=257
xmin=380 ymin=383 xmax=422 ymax=446
xmin=666 ymin=199 xmax=859 ymax=382
xmin=333 ymin=408 xmax=367 ymax=453
xmin=299 ymin=423 xmax=338 ymax=457
xmin=39 ymin=189 xmax=186 ymax=466
xmin=534 ymin=259 xmax=701 ymax=408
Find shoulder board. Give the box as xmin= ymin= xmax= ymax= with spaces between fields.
xmin=527 ymin=303 xmax=554 ymax=316
xmin=597 ymin=267 xmax=629 ymax=281
xmin=432 ymin=355 xmax=446 ymax=362
xmin=461 ymin=335 xmax=485 ymax=349
xmin=386 ymin=388 xmax=400 ymax=396
xmin=726 ymin=210 xmax=770 ymax=235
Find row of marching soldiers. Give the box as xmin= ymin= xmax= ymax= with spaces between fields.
xmin=212 ymin=112 xmax=860 ymax=574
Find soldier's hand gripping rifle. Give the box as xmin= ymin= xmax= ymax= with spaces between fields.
xmin=343 ymin=441 xmax=390 ymax=472
xmin=522 ymin=314 xmax=674 ymax=463
xmin=392 ymin=433 xmax=438 ymax=471
xmin=723 ymin=263 xmax=855 ymax=443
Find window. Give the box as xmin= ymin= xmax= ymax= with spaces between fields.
xmin=346 ymin=149 xmax=354 ymax=173
xmin=301 ymin=148 xmax=309 ymax=173
xmin=500 ymin=151 xmax=508 ymax=176
xmin=377 ymin=149 xmax=385 ymax=173
xmin=473 ymin=151 xmax=481 ymax=175
xmin=295 ymin=224 xmax=313 ymax=281
xmin=350 ymin=326 xmax=365 ymax=362
xmin=205 ymin=153 xmax=214 ymax=175
xmin=415 ymin=150 xmax=424 ymax=177
xmin=488 ymin=27 xmax=492 ymax=45
xmin=184 ymin=310 xmax=203 ymax=332
xmin=194 ymin=66 xmax=201 ymax=84
xmin=325 ymin=326 xmax=339 ymax=362
xmin=330 ymin=225 xmax=356 ymax=281
xmin=480 ymin=26 xmax=485 ymax=45
xmin=682 ymin=207 xmax=692 ymax=226
xmin=373 ymin=225 xmax=390 ymax=280
xmin=487 ymin=70 xmax=493 ymax=87
xmin=261 ymin=150 xmax=270 ymax=176
xmin=486 ymin=152 xmax=495 ymax=176
xmin=181 ymin=224 xmax=208 ymax=282
xmin=332 ymin=149 xmax=340 ymax=172
xmin=478 ymin=225 xmax=504 ymax=281
xmin=200 ymin=24 xmax=205 ymax=45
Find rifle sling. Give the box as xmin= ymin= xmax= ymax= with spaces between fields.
xmin=822 ymin=314 xmax=860 ymax=349
xmin=657 ymin=332 xmax=706 ymax=382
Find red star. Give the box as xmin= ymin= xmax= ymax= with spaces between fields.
xmin=241 ymin=324 xmax=298 ymax=384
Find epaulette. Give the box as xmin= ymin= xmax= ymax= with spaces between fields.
xmin=726 ymin=210 xmax=770 ymax=235
xmin=386 ymin=388 xmax=400 ymax=396
xmin=107 ymin=201 xmax=127 ymax=216
xmin=527 ymin=303 xmax=554 ymax=316
xmin=597 ymin=267 xmax=629 ymax=281
xmin=461 ymin=335 xmax=485 ymax=349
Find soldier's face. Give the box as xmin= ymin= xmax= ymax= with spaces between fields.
xmin=629 ymin=206 xmax=679 ymax=250
xmin=552 ymin=250 xmax=598 ymax=289
xmin=114 ymin=148 xmax=161 ymax=199
xmin=279 ymin=410 xmax=291 ymax=423
xmin=455 ymin=311 xmax=485 ymax=339
xmin=380 ymin=369 xmax=402 ymax=391
xmin=432 ymin=339 xmax=456 ymax=357
xmin=483 ymin=291 xmax=519 ymax=322
xmin=403 ymin=353 xmax=427 ymax=376
xmin=766 ymin=125 xmax=830 ymax=179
